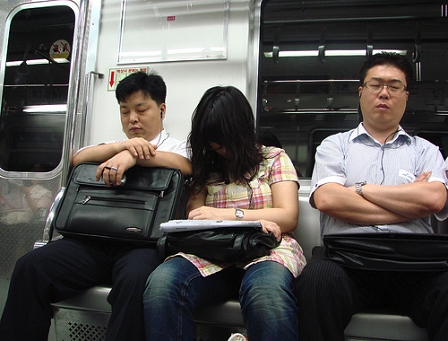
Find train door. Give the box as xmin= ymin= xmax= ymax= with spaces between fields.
xmin=0 ymin=0 xmax=101 ymax=315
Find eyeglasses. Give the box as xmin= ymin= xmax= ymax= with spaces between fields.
xmin=362 ymin=80 xmax=408 ymax=94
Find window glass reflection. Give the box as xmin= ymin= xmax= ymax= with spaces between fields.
xmin=0 ymin=5 xmax=75 ymax=172
xmin=258 ymin=0 xmax=448 ymax=178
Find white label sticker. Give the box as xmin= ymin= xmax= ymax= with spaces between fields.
xmin=399 ymin=169 xmax=415 ymax=182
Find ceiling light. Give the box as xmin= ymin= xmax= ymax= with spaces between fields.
xmin=6 ymin=58 xmax=69 ymax=67
xmin=264 ymin=49 xmax=407 ymax=58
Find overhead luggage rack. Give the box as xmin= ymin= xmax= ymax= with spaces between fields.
xmin=261 ymin=79 xmax=360 ymax=113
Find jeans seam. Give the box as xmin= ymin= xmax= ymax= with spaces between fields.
xmin=177 ymin=270 xmax=201 ymax=341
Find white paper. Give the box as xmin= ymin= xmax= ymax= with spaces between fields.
xmin=159 ymin=220 xmax=262 ymax=232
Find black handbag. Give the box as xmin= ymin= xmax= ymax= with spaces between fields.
xmin=323 ymin=233 xmax=448 ymax=271
xmin=52 ymin=162 xmax=189 ymax=244
xmin=157 ymin=226 xmax=280 ymax=263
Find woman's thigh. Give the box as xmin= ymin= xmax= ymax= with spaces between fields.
xmin=146 ymin=257 xmax=242 ymax=306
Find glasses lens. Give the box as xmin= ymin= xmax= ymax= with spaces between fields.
xmin=365 ymin=81 xmax=381 ymax=91
xmin=387 ymin=81 xmax=405 ymax=93
xmin=364 ymin=81 xmax=406 ymax=93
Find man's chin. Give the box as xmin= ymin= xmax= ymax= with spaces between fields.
xmin=128 ymin=131 xmax=143 ymax=137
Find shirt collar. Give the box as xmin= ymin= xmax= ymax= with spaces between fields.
xmin=349 ymin=122 xmax=411 ymax=144
xmin=149 ymin=129 xmax=166 ymax=145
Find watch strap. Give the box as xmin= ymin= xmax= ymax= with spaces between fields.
xmin=355 ymin=181 xmax=367 ymax=196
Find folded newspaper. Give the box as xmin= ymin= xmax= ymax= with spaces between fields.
xmin=160 ymin=220 xmax=263 ymax=232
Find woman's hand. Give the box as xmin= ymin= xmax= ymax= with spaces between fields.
xmin=258 ymin=219 xmax=282 ymax=242
xmin=189 ymin=206 xmax=283 ymax=242
xmin=188 ymin=206 xmax=224 ymax=220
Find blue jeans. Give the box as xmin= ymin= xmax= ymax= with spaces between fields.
xmin=143 ymin=257 xmax=298 ymax=341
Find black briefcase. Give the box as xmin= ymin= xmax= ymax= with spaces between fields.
xmin=323 ymin=233 xmax=448 ymax=271
xmin=52 ymin=162 xmax=189 ymax=244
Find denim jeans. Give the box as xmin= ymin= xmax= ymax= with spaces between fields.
xmin=143 ymin=257 xmax=298 ymax=341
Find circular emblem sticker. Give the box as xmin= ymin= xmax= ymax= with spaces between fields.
xmin=49 ymin=39 xmax=71 ymax=60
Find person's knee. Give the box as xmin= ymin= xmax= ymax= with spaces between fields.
xmin=241 ymin=262 xmax=295 ymax=310
xmin=243 ymin=283 xmax=296 ymax=314
xmin=115 ymin=251 xmax=159 ymax=289
xmin=13 ymin=249 xmax=45 ymax=274
xmin=243 ymin=273 xmax=291 ymax=300
xmin=146 ymin=265 xmax=172 ymax=292
xmin=144 ymin=258 xmax=188 ymax=297
xmin=425 ymin=272 xmax=448 ymax=309
xmin=296 ymin=258 xmax=346 ymax=292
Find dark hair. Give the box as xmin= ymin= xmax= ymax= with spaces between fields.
xmin=115 ymin=71 xmax=166 ymax=105
xmin=260 ymin=130 xmax=282 ymax=148
xmin=359 ymin=52 xmax=413 ymax=88
xmin=188 ymin=86 xmax=262 ymax=189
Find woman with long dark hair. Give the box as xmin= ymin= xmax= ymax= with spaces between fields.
xmin=143 ymin=86 xmax=306 ymax=341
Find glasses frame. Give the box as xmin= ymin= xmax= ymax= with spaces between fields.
xmin=362 ymin=80 xmax=408 ymax=94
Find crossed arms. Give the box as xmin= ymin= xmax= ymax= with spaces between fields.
xmin=313 ymin=174 xmax=447 ymax=225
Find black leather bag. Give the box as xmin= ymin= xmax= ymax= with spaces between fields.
xmin=323 ymin=233 xmax=448 ymax=271
xmin=157 ymin=226 xmax=280 ymax=263
xmin=52 ymin=162 xmax=189 ymax=244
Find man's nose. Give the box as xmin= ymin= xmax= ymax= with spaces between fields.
xmin=129 ymin=111 xmax=138 ymax=123
xmin=378 ymin=86 xmax=390 ymax=98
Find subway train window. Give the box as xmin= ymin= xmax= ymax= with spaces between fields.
xmin=0 ymin=4 xmax=75 ymax=172
xmin=257 ymin=0 xmax=448 ymax=178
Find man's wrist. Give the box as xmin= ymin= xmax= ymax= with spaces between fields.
xmin=355 ymin=181 xmax=367 ymax=196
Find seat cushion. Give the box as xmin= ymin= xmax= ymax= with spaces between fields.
xmin=345 ymin=311 xmax=428 ymax=341
xmin=52 ymin=286 xmax=428 ymax=341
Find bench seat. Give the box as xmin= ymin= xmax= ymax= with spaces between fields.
xmin=50 ymin=186 xmax=429 ymax=341
xmin=52 ymin=285 xmax=428 ymax=341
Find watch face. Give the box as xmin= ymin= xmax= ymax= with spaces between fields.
xmin=235 ymin=208 xmax=244 ymax=219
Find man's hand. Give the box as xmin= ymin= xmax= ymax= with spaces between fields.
xmin=121 ymin=137 xmax=158 ymax=160
xmin=96 ymin=150 xmax=136 ymax=187
xmin=414 ymin=171 xmax=432 ymax=183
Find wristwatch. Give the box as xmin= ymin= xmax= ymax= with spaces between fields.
xmin=235 ymin=208 xmax=244 ymax=220
xmin=355 ymin=181 xmax=367 ymax=196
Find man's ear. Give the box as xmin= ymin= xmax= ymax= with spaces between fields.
xmin=160 ymin=103 xmax=167 ymax=118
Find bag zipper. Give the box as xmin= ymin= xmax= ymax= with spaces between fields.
xmin=81 ymin=195 xmax=146 ymax=205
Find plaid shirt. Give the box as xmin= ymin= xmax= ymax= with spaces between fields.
xmin=168 ymin=146 xmax=306 ymax=277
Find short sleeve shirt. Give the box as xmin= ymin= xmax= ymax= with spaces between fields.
xmin=147 ymin=129 xmax=188 ymax=158
xmin=310 ymin=123 xmax=448 ymax=235
xmin=171 ymin=146 xmax=307 ymax=278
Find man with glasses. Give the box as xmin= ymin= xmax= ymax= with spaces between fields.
xmin=295 ymin=52 xmax=448 ymax=341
